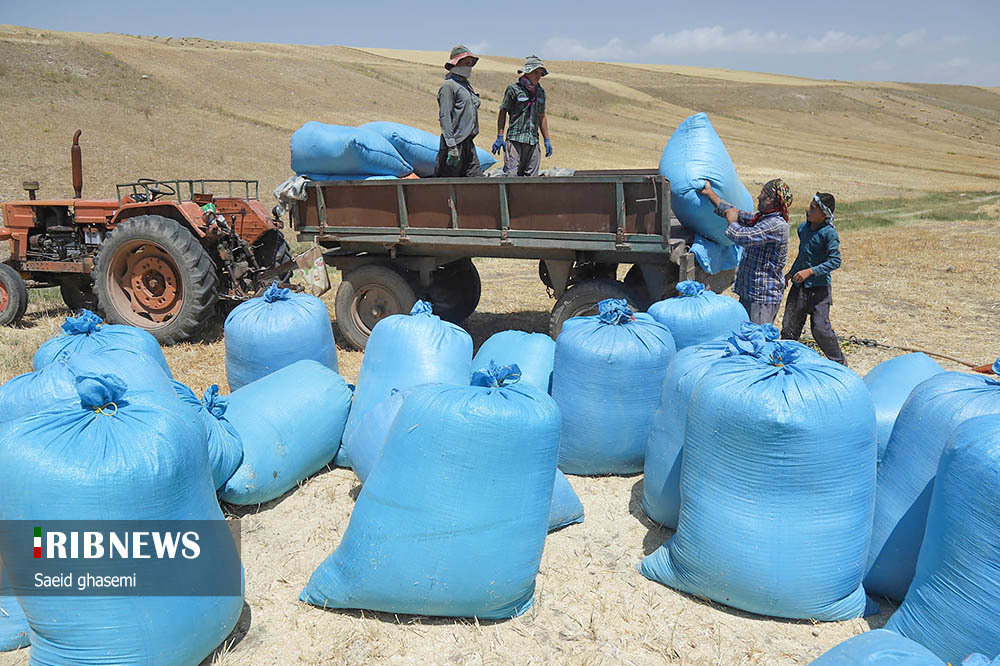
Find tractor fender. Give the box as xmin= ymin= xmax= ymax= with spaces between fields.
xmin=111 ymin=202 xmax=207 ymax=238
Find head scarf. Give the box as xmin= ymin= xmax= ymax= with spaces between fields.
xmin=812 ymin=193 xmax=836 ymax=226
xmin=754 ymin=178 xmax=793 ymax=223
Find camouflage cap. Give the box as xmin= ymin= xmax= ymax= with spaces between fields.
xmin=518 ymin=55 xmax=548 ymax=76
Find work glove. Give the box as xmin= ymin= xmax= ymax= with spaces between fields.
xmin=544 ymin=138 xmax=553 ymax=157
xmin=446 ymin=146 xmax=460 ymax=167
xmin=491 ymin=135 xmax=505 ymax=155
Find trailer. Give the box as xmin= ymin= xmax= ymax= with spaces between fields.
xmin=288 ymin=169 xmax=734 ymax=349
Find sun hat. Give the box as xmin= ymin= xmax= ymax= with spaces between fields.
xmin=518 ymin=55 xmax=548 ymax=76
xmin=446 ymin=45 xmax=479 ymax=69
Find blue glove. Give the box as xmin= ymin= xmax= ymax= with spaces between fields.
xmin=491 ymin=135 xmax=505 ymax=155
xmin=544 ymin=138 xmax=553 ymax=157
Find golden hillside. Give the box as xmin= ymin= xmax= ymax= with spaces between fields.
xmin=2 ymin=24 xmax=999 ymax=207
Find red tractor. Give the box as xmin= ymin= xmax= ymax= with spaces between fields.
xmin=0 ymin=131 xmax=291 ymax=343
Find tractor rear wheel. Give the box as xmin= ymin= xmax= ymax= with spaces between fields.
xmin=335 ymin=263 xmax=416 ymax=350
xmin=0 ymin=263 xmax=28 ymax=327
xmin=253 ymin=229 xmax=293 ymax=281
xmin=94 ymin=214 xmax=219 ymax=344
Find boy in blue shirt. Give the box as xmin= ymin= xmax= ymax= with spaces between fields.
xmin=781 ymin=192 xmax=846 ymax=365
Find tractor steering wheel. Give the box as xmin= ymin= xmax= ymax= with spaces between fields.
xmin=137 ymin=178 xmax=176 ymax=200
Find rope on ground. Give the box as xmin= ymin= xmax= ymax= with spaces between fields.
xmin=799 ymin=335 xmax=994 ymax=373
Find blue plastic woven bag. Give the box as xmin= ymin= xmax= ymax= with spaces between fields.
xmin=472 ymin=330 xmax=555 ymax=393
xmin=172 ymin=381 xmax=244 ymax=490
xmin=659 ymin=112 xmax=753 ymax=246
xmin=863 ymin=353 xmax=945 ymax=461
xmin=0 ymin=569 xmax=29 ymax=652
xmin=646 ymin=280 xmax=748 ymax=350
xmin=690 ymin=234 xmax=742 ymax=274
xmin=339 ymin=300 xmax=472 ymax=468
xmin=643 ymin=323 xmax=781 ymax=528
xmin=866 ymin=367 xmax=1000 ymax=601
xmin=0 ymin=374 xmax=243 ymax=664
xmin=219 ymin=360 xmax=352 ymax=505
xmin=290 ymin=121 xmax=413 ymax=177
xmin=300 ymin=366 xmax=559 ymax=619
xmin=641 ymin=341 xmax=877 ymax=620
xmin=224 ymin=282 xmax=338 ymax=392
xmin=360 ymin=121 xmax=496 ymax=176
xmin=32 ymin=309 xmax=172 ymax=376
xmin=886 ymin=413 xmax=1000 ymax=663
xmin=808 ymin=629 xmax=947 ymax=665
xmin=552 ymin=299 xmax=676 ymax=475
xmin=345 ymin=378 xmax=583 ymax=533
xmin=0 ymin=347 xmax=175 ymax=427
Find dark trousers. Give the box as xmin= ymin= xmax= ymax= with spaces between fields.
xmin=434 ymin=136 xmax=483 ymax=177
xmin=781 ymin=284 xmax=846 ymax=365
xmin=739 ymin=297 xmax=780 ymax=325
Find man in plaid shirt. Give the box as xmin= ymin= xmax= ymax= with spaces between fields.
xmin=700 ymin=179 xmax=792 ymax=324
xmin=492 ymin=56 xmax=552 ymax=176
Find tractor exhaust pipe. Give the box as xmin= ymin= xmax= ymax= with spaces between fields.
xmin=71 ymin=129 xmax=83 ymax=199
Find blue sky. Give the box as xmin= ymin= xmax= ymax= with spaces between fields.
xmin=3 ymin=0 xmax=997 ymax=85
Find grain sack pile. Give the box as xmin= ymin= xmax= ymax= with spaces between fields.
xmin=172 ymin=381 xmax=244 ymax=490
xmin=865 ymin=366 xmax=1000 ymax=601
xmin=641 ymin=341 xmax=877 ymax=620
xmin=224 ymin=282 xmax=338 ymax=392
xmin=885 ymin=409 xmax=1000 ymax=662
xmin=300 ymin=364 xmax=559 ymax=618
xmin=0 ymin=374 xmax=243 ymax=664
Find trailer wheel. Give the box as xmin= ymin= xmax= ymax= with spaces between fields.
xmin=335 ymin=263 xmax=416 ymax=350
xmin=59 ymin=278 xmax=99 ymax=313
xmin=94 ymin=215 xmax=219 ymax=344
xmin=548 ymin=278 xmax=639 ymax=339
xmin=0 ymin=263 xmax=28 ymax=327
xmin=424 ymin=259 xmax=481 ymax=323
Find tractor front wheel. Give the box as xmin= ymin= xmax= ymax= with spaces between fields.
xmin=94 ymin=215 xmax=219 ymax=344
xmin=0 ymin=263 xmax=28 ymax=327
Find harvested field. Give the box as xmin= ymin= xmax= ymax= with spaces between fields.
xmin=2 ymin=23 xmax=999 ymax=666
xmin=1 ymin=211 xmax=997 ymax=666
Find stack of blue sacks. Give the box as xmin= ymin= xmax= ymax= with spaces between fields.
xmin=290 ymin=120 xmax=495 ymax=181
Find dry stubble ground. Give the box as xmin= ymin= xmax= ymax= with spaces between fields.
xmin=1 ymin=212 xmax=998 ymax=665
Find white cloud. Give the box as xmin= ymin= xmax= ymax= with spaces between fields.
xmin=467 ymin=41 xmax=489 ymax=54
xmin=896 ymin=29 xmax=926 ymax=49
xmin=541 ymin=36 xmax=632 ymax=61
xmin=944 ymin=56 xmax=971 ymax=68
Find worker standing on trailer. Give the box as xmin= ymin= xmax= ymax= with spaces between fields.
xmin=780 ymin=192 xmax=847 ymax=365
xmin=435 ymin=45 xmax=483 ymax=178
xmin=700 ymin=179 xmax=791 ymax=325
xmin=492 ymin=55 xmax=552 ymax=176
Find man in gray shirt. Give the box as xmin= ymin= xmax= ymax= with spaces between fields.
xmin=435 ymin=45 xmax=483 ymax=178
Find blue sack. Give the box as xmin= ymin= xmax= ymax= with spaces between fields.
xmin=172 ymin=381 xmax=244 ymax=490
xmin=646 ymin=280 xmax=749 ymax=350
xmin=0 ymin=569 xmax=29 ymax=652
xmin=472 ymin=330 xmax=555 ymax=393
xmin=659 ymin=112 xmax=753 ymax=246
xmin=865 ymin=368 xmax=1000 ymax=601
xmin=290 ymin=121 xmax=413 ymax=177
xmin=0 ymin=374 xmax=243 ymax=665
xmin=300 ymin=366 xmax=560 ymax=619
xmin=886 ymin=413 xmax=1000 ymax=662
xmin=477 ymin=146 xmax=498 ymax=171
xmin=361 ymin=121 xmax=442 ymax=178
xmin=808 ymin=629 xmax=947 ymax=666
xmin=339 ymin=300 xmax=472 ymax=468
xmin=0 ymin=347 xmax=175 ymax=427
xmin=690 ymin=234 xmax=742 ymax=274
xmin=641 ymin=341 xmax=877 ymax=620
xmin=642 ymin=323 xmax=781 ymax=528
xmin=32 ymin=309 xmax=172 ymax=377
xmin=224 ymin=282 xmax=338 ymax=392
xmin=219 ymin=360 xmax=352 ymax=506
xmin=345 ymin=381 xmax=583 ymax=533
xmin=863 ymin=353 xmax=945 ymax=461
xmin=552 ymin=299 xmax=676 ymax=475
